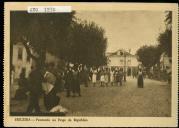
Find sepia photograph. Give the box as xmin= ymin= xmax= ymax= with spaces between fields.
xmin=4 ymin=2 xmax=178 ymax=127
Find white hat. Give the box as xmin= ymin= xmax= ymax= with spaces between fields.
xmin=69 ymin=63 xmax=74 ymax=67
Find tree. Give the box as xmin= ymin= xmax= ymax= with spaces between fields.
xmin=165 ymin=11 xmax=172 ymax=30
xmin=136 ymin=45 xmax=162 ymax=71
xmin=11 ymin=11 xmax=75 ymax=68
xmin=157 ymin=11 xmax=172 ymax=57
xmin=68 ymin=20 xmax=107 ymax=67
xmin=158 ymin=29 xmax=172 ymax=57
xmin=11 ymin=11 xmax=107 ymax=69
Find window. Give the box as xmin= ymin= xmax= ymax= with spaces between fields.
xmin=18 ymin=48 xmax=23 ymax=60
xmin=127 ymin=60 xmax=131 ymax=65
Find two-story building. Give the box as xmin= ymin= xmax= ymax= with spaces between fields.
xmin=107 ymin=49 xmax=139 ymax=76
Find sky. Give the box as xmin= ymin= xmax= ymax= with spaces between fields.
xmin=75 ymin=11 xmax=166 ymax=55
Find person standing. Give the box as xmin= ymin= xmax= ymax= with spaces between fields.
xmin=89 ymin=68 xmax=93 ymax=83
xmin=72 ymin=67 xmax=81 ymax=97
xmin=104 ymin=69 xmax=109 ymax=87
xmin=100 ymin=69 xmax=105 ymax=87
xmin=116 ymin=69 xmax=120 ymax=86
xmin=92 ymin=68 xmax=97 ymax=87
xmin=132 ymin=68 xmax=136 ymax=78
xmin=137 ymin=69 xmax=144 ymax=88
xmin=118 ymin=69 xmax=123 ymax=86
xmin=96 ymin=68 xmax=101 ymax=84
xmin=54 ymin=71 xmax=64 ymax=93
xmin=26 ymin=66 xmax=43 ymax=113
xmin=110 ymin=68 xmax=114 ymax=86
xmin=65 ymin=67 xmax=73 ymax=97
xmin=114 ymin=68 xmax=118 ymax=86
xmin=81 ymin=66 xmax=89 ymax=87
xmin=107 ymin=68 xmax=111 ymax=86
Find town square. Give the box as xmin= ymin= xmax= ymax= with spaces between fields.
xmin=10 ymin=9 xmax=172 ymax=117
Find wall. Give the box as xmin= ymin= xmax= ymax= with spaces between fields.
xmin=108 ymin=55 xmax=138 ymax=67
xmin=12 ymin=43 xmax=60 ymax=79
xmin=12 ymin=44 xmax=32 ymax=79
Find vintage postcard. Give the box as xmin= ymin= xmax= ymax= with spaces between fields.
xmin=4 ymin=2 xmax=178 ymax=127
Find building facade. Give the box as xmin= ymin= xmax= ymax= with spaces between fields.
xmin=107 ymin=49 xmax=139 ymax=76
xmin=160 ymin=52 xmax=172 ymax=71
xmin=12 ymin=42 xmax=33 ymax=79
xmin=12 ymin=42 xmax=59 ymax=80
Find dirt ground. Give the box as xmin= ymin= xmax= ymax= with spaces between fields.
xmin=10 ymin=77 xmax=171 ymax=117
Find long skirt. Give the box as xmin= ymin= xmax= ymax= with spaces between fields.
xmin=138 ymin=75 xmax=144 ymax=88
xmin=104 ymin=75 xmax=108 ymax=83
xmin=110 ymin=75 xmax=114 ymax=82
xmin=100 ymin=75 xmax=105 ymax=82
xmin=92 ymin=74 xmax=97 ymax=83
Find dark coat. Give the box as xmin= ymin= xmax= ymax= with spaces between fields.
xmin=72 ymin=71 xmax=80 ymax=93
xmin=137 ymin=71 xmax=144 ymax=88
xmin=28 ymin=69 xmax=43 ymax=95
xmin=44 ymin=87 xmax=60 ymax=111
xmin=65 ymin=70 xmax=73 ymax=89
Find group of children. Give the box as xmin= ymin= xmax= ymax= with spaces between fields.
xmin=91 ymin=67 xmax=125 ymax=87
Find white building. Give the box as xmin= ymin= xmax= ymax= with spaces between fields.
xmin=107 ymin=49 xmax=139 ymax=76
xmin=12 ymin=42 xmax=59 ymax=80
xmin=12 ymin=42 xmax=33 ymax=79
xmin=160 ymin=52 xmax=172 ymax=71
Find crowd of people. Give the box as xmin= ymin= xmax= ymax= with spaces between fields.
xmin=90 ymin=67 xmax=125 ymax=87
xmin=13 ymin=62 xmax=144 ymax=114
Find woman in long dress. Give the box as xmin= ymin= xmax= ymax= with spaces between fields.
xmin=104 ymin=69 xmax=109 ymax=87
xmin=137 ymin=69 xmax=144 ymax=88
xmin=110 ymin=68 xmax=114 ymax=86
xmin=92 ymin=69 xmax=97 ymax=87
xmin=114 ymin=69 xmax=118 ymax=86
xmin=100 ymin=70 xmax=105 ymax=87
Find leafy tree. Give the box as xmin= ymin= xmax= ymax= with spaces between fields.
xmin=69 ymin=20 xmax=107 ymax=67
xmin=158 ymin=29 xmax=172 ymax=57
xmin=165 ymin=11 xmax=172 ymax=30
xmin=11 ymin=11 xmax=107 ymax=69
xmin=136 ymin=45 xmax=162 ymax=71
xmin=11 ymin=11 xmax=75 ymax=68
xmin=157 ymin=11 xmax=172 ymax=57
